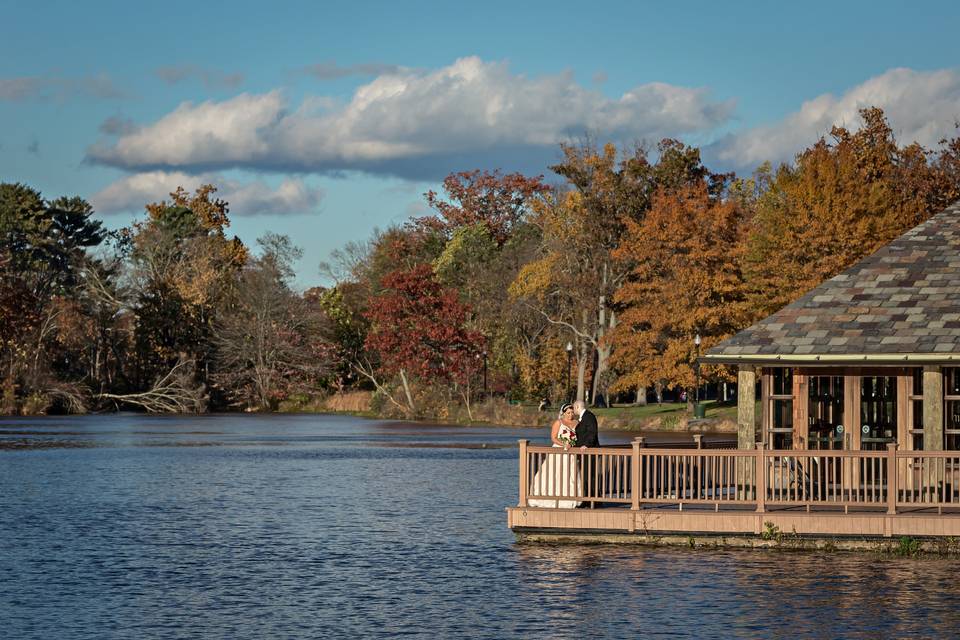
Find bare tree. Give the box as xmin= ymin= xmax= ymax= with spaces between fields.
xmin=213 ymin=234 xmax=330 ymax=410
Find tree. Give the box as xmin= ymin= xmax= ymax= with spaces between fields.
xmin=213 ymin=234 xmax=330 ymax=410
xmin=363 ymin=264 xmax=484 ymax=416
xmin=417 ymin=169 xmax=548 ymax=246
xmin=611 ymin=183 xmax=749 ymax=396
xmin=0 ymin=184 xmax=106 ymax=412
xmin=127 ymin=185 xmax=247 ymax=390
xmin=744 ymin=107 xmax=960 ymax=318
xmin=512 ymin=140 xmax=727 ymax=404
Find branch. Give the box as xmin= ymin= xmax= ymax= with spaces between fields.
xmin=350 ymin=357 xmax=412 ymax=416
xmin=43 ymin=382 xmax=88 ymax=414
xmin=99 ymin=357 xmax=206 ymax=413
xmin=520 ymin=301 xmax=597 ymax=346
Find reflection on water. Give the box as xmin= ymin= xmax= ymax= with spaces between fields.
xmin=1 ymin=413 xmax=959 ymax=638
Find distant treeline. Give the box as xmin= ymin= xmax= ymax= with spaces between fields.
xmin=2 ymin=107 xmax=958 ymax=417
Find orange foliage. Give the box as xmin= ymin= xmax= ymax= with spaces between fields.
xmin=744 ymin=107 xmax=960 ymax=317
xmin=611 ymin=183 xmax=748 ymax=391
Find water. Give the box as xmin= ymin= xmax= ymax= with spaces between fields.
xmin=1 ymin=413 xmax=959 ymax=638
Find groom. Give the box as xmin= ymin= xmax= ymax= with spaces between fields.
xmin=574 ymin=400 xmax=600 ymax=506
xmin=574 ymin=400 xmax=600 ymax=448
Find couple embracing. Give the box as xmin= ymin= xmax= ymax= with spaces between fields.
xmin=528 ymin=400 xmax=599 ymax=508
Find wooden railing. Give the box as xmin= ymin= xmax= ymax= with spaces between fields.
xmin=518 ymin=439 xmax=960 ymax=514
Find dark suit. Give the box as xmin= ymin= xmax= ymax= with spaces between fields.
xmin=577 ymin=410 xmax=600 ymax=447
xmin=577 ymin=409 xmax=601 ymax=505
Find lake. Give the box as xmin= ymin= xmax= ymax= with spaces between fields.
xmin=2 ymin=413 xmax=959 ymax=638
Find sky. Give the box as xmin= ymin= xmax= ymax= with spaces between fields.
xmin=2 ymin=0 xmax=960 ymax=289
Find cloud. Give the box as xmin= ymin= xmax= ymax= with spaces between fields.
xmin=87 ymin=56 xmax=735 ymax=180
xmin=99 ymin=115 xmax=139 ymax=136
xmin=305 ymin=60 xmax=404 ymax=80
xmin=0 ymin=77 xmax=41 ymax=100
xmin=0 ymin=73 xmax=128 ymax=102
xmin=712 ymin=67 xmax=960 ymax=170
xmin=90 ymin=171 xmax=324 ymax=217
xmin=155 ymin=65 xmax=244 ymax=89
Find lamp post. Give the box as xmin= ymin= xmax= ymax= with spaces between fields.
xmin=694 ymin=333 xmax=701 ymax=405
xmin=565 ymin=341 xmax=573 ymax=402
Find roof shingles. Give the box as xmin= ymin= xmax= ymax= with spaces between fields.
xmin=705 ymin=201 xmax=960 ymax=363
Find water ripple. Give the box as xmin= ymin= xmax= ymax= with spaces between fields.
xmin=1 ymin=414 xmax=957 ymax=638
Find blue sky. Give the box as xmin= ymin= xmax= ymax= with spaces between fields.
xmin=3 ymin=0 xmax=959 ymax=288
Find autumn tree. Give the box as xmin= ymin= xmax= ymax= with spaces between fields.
xmin=363 ymin=263 xmax=484 ymax=416
xmin=611 ymin=183 xmax=749 ymax=397
xmin=513 ymin=140 xmax=725 ymax=404
xmin=417 ymin=169 xmax=548 ymax=245
xmin=417 ymin=171 xmax=546 ymax=398
xmin=744 ymin=107 xmax=960 ymax=317
xmin=127 ymin=185 xmax=247 ymax=390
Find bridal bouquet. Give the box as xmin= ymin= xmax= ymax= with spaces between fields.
xmin=558 ymin=431 xmax=577 ymax=448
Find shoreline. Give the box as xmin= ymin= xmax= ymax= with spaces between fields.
xmin=278 ymin=393 xmax=738 ymax=434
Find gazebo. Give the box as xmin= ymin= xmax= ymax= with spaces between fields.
xmin=703 ymin=200 xmax=960 ymax=453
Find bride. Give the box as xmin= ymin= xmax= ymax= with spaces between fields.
xmin=528 ymin=403 xmax=582 ymax=508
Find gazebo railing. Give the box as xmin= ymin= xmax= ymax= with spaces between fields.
xmin=518 ymin=440 xmax=960 ymax=513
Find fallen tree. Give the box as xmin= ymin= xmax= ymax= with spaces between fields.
xmin=99 ymin=357 xmax=206 ymax=413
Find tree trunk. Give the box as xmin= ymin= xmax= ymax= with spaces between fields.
xmin=591 ymin=296 xmax=605 ymax=404
xmin=576 ymin=343 xmax=588 ymax=403
xmin=635 ymin=386 xmax=647 ymax=406
xmin=399 ymin=368 xmax=416 ymax=415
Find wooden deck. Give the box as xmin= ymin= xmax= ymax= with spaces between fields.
xmin=507 ymin=439 xmax=960 ymax=541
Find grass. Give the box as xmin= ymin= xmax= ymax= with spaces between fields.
xmin=594 ymin=400 xmax=738 ymax=421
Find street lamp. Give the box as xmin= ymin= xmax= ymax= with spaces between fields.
xmin=565 ymin=341 xmax=573 ymax=402
xmin=694 ymin=333 xmax=702 ymax=405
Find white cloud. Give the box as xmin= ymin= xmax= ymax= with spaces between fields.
xmin=89 ymin=92 xmax=286 ymax=168
xmin=91 ymin=171 xmax=323 ymax=217
xmin=713 ymin=67 xmax=960 ymax=169
xmin=87 ymin=57 xmax=735 ymax=179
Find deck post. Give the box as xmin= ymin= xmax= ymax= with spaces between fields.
xmin=755 ymin=442 xmax=766 ymax=513
xmin=887 ymin=442 xmax=898 ymax=515
xmin=737 ymin=366 xmax=758 ymax=449
xmin=518 ymin=439 xmax=529 ymax=507
xmin=631 ymin=437 xmax=642 ymax=510
xmin=923 ymin=366 xmax=944 ymax=451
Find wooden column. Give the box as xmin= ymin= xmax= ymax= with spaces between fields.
xmin=792 ymin=370 xmax=808 ymax=450
xmin=760 ymin=370 xmax=771 ymax=447
xmin=896 ymin=375 xmax=911 ymax=451
xmin=845 ymin=374 xmax=862 ymax=450
xmin=631 ymin=437 xmax=642 ymax=510
xmin=923 ymin=366 xmax=944 ymax=451
xmin=737 ymin=365 xmax=757 ymax=450
xmin=755 ymin=442 xmax=766 ymax=513
xmin=518 ymin=439 xmax=529 ymax=507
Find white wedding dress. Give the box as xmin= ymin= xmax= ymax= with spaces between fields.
xmin=528 ymin=423 xmax=582 ymax=508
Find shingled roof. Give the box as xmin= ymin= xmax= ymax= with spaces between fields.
xmin=703 ymin=200 xmax=960 ymax=365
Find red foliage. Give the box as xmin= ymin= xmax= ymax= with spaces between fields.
xmin=418 ymin=170 xmax=548 ymax=245
xmin=364 ymin=264 xmax=484 ymax=385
